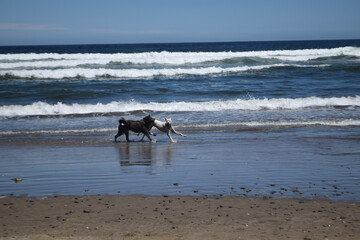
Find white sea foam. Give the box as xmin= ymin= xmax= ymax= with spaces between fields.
xmin=0 ymin=46 xmax=359 ymax=69
xmin=187 ymin=119 xmax=360 ymax=128
xmin=1 ymin=119 xmax=359 ymax=136
xmin=0 ymin=64 xmax=328 ymax=79
xmin=0 ymin=96 xmax=359 ymax=118
xmin=0 ymin=128 xmax=116 ymax=135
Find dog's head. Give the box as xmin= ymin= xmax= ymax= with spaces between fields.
xmin=143 ymin=115 xmax=155 ymax=124
xmin=165 ymin=118 xmax=172 ymax=126
xmin=118 ymin=117 xmax=126 ymax=125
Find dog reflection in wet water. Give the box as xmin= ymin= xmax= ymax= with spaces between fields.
xmin=114 ymin=115 xmax=156 ymax=143
xmin=115 ymin=115 xmax=186 ymax=143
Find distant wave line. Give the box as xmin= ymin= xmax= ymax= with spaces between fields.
xmin=1 ymin=46 xmax=359 ymax=67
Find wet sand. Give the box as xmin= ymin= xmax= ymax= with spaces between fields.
xmin=1 ymin=128 xmax=359 ymax=200
xmin=0 ymin=195 xmax=359 ymax=240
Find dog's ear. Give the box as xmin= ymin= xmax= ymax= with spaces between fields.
xmin=119 ymin=118 xmax=126 ymax=124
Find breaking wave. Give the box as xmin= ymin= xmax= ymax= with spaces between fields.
xmin=0 ymin=46 xmax=359 ymax=80
xmin=0 ymin=64 xmax=328 ymax=79
xmin=1 ymin=119 xmax=360 ymax=136
xmin=0 ymin=96 xmax=359 ymax=118
xmin=1 ymin=46 xmax=359 ymax=66
xmin=186 ymin=119 xmax=360 ymax=128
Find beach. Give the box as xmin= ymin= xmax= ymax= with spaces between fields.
xmin=1 ymin=128 xmax=360 ymax=239
xmin=1 ymin=195 xmax=359 ymax=240
xmin=1 ymin=40 xmax=360 ymax=239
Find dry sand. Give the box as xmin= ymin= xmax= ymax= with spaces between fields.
xmin=0 ymin=195 xmax=359 ymax=240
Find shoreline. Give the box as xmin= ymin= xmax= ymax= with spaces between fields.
xmin=1 ymin=194 xmax=359 ymax=240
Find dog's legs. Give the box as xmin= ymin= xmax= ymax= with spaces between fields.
xmin=138 ymin=132 xmax=147 ymax=142
xmin=171 ymin=127 xmax=187 ymax=137
xmin=140 ymin=131 xmax=156 ymax=141
xmin=167 ymin=131 xmax=176 ymax=143
xmin=125 ymin=132 xmax=130 ymax=142
xmin=143 ymin=129 xmax=156 ymax=143
xmin=114 ymin=132 xmax=123 ymax=142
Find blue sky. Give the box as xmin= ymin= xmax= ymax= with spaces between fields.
xmin=0 ymin=0 xmax=359 ymax=46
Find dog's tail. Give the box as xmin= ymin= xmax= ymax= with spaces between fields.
xmin=118 ymin=118 xmax=126 ymax=125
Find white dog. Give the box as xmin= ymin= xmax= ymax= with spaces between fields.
xmin=154 ymin=118 xmax=187 ymax=143
xmin=140 ymin=118 xmax=186 ymax=143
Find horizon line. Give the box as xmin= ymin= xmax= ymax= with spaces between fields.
xmin=1 ymin=38 xmax=360 ymax=48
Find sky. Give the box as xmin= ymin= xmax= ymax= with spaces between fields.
xmin=0 ymin=0 xmax=360 ymax=46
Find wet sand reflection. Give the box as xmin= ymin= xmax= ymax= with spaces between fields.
xmin=116 ymin=142 xmax=173 ymax=166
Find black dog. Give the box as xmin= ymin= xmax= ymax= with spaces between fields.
xmin=114 ymin=115 xmax=155 ymax=142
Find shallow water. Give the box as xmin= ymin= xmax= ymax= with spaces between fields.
xmin=1 ymin=127 xmax=359 ymax=201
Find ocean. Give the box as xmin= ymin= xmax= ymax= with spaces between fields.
xmin=0 ymin=40 xmax=359 ymax=200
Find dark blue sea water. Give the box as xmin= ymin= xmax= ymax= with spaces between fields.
xmin=0 ymin=40 xmax=360 ymax=134
xmin=0 ymin=40 xmax=359 ymax=200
